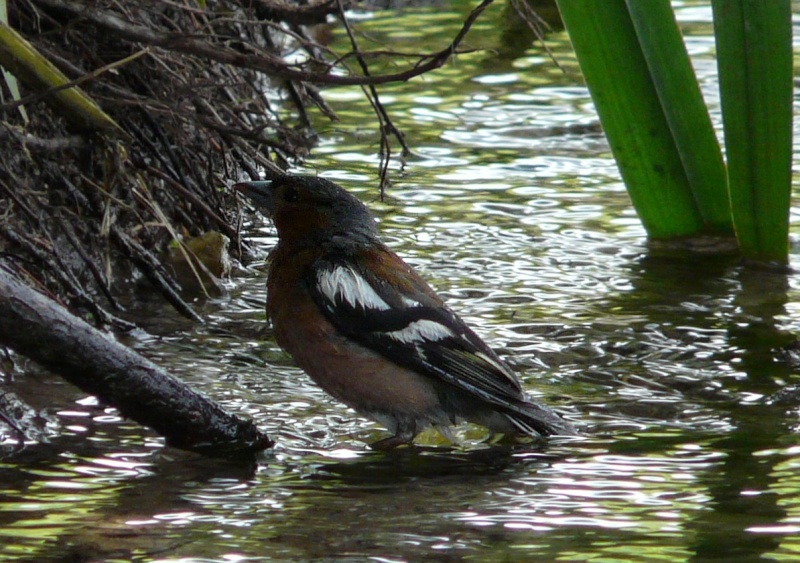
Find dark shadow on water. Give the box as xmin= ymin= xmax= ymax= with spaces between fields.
xmin=606 ymin=249 xmax=796 ymax=562
xmin=295 ymin=437 xmax=582 ymax=487
xmin=687 ymin=267 xmax=792 ymax=563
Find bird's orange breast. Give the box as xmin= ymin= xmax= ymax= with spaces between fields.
xmin=265 ymin=243 xmax=444 ymax=419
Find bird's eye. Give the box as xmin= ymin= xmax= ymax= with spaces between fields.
xmin=283 ymin=186 xmax=299 ymax=203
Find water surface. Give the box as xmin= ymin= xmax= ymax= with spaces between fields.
xmin=3 ymin=1 xmax=800 ymax=561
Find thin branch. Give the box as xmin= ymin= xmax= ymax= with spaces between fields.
xmin=1 ymin=224 xmax=134 ymax=329
xmin=335 ymin=0 xmax=410 ymax=194
xmin=509 ymin=0 xmax=563 ymax=71
xmin=110 ymin=228 xmax=203 ymax=323
xmin=145 ymin=164 xmax=241 ymax=244
xmin=56 ymin=213 xmax=122 ymax=311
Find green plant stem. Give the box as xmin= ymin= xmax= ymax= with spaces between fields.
xmin=711 ymin=0 xmax=793 ymax=264
xmin=555 ymin=0 xmax=706 ymax=239
xmin=626 ymin=0 xmax=732 ymax=235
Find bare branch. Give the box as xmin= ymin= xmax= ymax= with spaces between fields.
xmin=0 ymin=266 xmax=273 ymax=459
xmin=31 ymin=0 xmax=495 ymax=87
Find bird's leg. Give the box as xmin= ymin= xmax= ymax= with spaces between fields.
xmin=370 ymin=430 xmax=415 ymax=451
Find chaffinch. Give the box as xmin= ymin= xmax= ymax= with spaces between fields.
xmin=235 ymin=174 xmax=576 ymax=449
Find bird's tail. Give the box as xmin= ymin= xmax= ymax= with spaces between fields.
xmin=504 ymin=398 xmax=577 ymax=438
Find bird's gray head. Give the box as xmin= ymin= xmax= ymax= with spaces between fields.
xmin=235 ymin=175 xmax=379 ymax=249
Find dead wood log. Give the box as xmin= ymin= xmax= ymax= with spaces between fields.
xmin=0 ymin=265 xmax=273 ymax=460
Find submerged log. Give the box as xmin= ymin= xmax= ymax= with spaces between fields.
xmin=0 ymin=266 xmax=273 ymax=460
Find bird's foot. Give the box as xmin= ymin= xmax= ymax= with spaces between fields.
xmin=370 ymin=433 xmax=414 ymax=451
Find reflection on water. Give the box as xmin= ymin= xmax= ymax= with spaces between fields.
xmin=4 ymin=0 xmax=800 ymax=561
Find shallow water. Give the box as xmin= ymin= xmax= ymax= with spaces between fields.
xmin=4 ymin=1 xmax=800 ymax=561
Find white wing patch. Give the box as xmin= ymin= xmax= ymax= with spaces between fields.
xmin=386 ymin=319 xmax=455 ymax=344
xmin=317 ymin=266 xmax=391 ymax=311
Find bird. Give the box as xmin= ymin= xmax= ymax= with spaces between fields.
xmin=235 ymin=174 xmax=576 ymax=449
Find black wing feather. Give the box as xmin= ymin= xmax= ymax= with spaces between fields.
xmin=307 ymin=256 xmax=525 ymax=403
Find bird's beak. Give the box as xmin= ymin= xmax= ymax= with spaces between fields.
xmin=234 ymin=181 xmax=274 ymax=214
